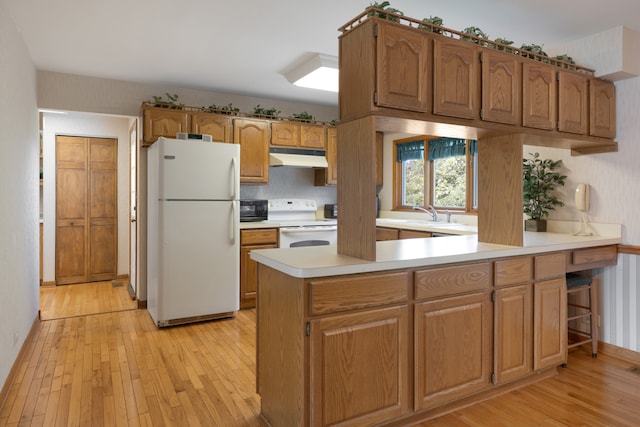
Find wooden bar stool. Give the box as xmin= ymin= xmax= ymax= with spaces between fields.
xmin=566 ymin=273 xmax=598 ymax=358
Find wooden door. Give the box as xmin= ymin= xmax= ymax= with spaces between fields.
xmin=414 ymin=291 xmax=492 ymax=410
xmin=56 ymin=136 xmax=117 ymax=285
xmin=590 ymin=78 xmax=616 ymax=138
xmin=533 ymin=278 xmax=567 ymax=370
xmin=558 ymin=71 xmax=588 ymax=134
xmin=433 ymin=39 xmax=479 ymax=119
xmin=522 ymin=63 xmax=557 ymax=130
xmin=310 ymin=305 xmax=408 ymax=426
xmin=190 ymin=113 xmax=231 ymax=142
xmin=481 ymin=50 xmax=522 ymax=125
xmin=494 ymin=284 xmax=532 ymax=384
xmin=376 ymin=21 xmax=430 ymax=112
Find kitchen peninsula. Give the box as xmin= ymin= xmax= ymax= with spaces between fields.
xmin=252 ymin=6 xmax=621 ymax=426
xmin=251 ymin=230 xmax=620 ymax=426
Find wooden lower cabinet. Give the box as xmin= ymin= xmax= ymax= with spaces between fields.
xmin=414 ymin=292 xmax=492 ymax=410
xmin=257 ymin=247 xmax=592 ymax=426
xmin=533 ymin=278 xmax=567 ymax=370
xmin=240 ymin=228 xmax=278 ymax=309
xmin=494 ymin=284 xmax=532 ymax=384
xmin=310 ymin=306 xmax=409 ymax=426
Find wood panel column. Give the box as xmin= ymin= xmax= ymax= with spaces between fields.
xmin=477 ymin=134 xmax=524 ymax=246
xmin=337 ymin=116 xmax=378 ymax=260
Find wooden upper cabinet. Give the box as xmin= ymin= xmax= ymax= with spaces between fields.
xmin=522 ymin=63 xmax=557 ymax=130
xmin=142 ymin=108 xmax=190 ymax=145
xmin=271 ymin=121 xmax=326 ymax=149
xmin=300 ymin=123 xmax=326 ymax=149
xmin=233 ymin=118 xmax=269 ymax=184
xmin=270 ymin=121 xmax=298 ymax=147
xmin=481 ymin=50 xmax=522 ymax=125
xmin=590 ymin=78 xmax=616 ymax=138
xmin=314 ymin=127 xmax=337 ymax=186
xmin=433 ymin=39 xmax=479 ymax=119
xmin=190 ymin=113 xmax=232 ymax=143
xmin=558 ymin=71 xmax=588 ymax=135
xmin=376 ymin=22 xmax=430 ymax=112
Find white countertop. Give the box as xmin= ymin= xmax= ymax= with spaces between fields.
xmin=250 ymin=231 xmax=621 ymax=278
xmin=376 ymin=218 xmax=478 ymax=235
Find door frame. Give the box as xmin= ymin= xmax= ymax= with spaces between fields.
xmin=129 ymin=119 xmax=138 ymax=299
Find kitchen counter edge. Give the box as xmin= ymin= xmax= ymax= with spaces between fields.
xmin=250 ymin=232 xmax=621 ymax=278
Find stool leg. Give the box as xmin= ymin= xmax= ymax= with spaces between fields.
xmin=590 ymin=281 xmax=598 ymax=358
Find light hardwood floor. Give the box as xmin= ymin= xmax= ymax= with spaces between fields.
xmin=39 ymin=281 xmax=138 ymax=320
xmin=2 ymin=306 xmax=640 ymax=426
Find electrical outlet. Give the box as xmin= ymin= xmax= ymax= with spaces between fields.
xmin=597 ymin=315 xmax=601 ymax=328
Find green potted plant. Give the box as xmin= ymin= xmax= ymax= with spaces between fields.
xmin=522 ymin=152 xmax=567 ymax=232
xmin=366 ymin=1 xmax=403 ymax=22
xmin=150 ymin=93 xmax=184 ymax=109
xmin=252 ymin=105 xmax=280 ymax=119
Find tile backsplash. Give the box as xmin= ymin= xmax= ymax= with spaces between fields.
xmin=240 ymin=167 xmax=336 ymax=207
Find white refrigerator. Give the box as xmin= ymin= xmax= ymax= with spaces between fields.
xmin=147 ymin=137 xmax=240 ymax=327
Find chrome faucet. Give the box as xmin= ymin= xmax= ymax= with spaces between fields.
xmin=412 ymin=205 xmax=438 ymax=222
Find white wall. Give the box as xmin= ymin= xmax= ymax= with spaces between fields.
xmin=41 ymin=112 xmax=134 ymax=283
xmin=0 ymin=2 xmax=39 ymax=390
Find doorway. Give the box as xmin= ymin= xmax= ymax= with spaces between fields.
xmin=55 ymin=135 xmax=118 ymax=285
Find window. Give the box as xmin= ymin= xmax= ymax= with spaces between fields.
xmin=393 ymin=136 xmax=477 ymax=213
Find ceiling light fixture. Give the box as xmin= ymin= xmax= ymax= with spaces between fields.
xmin=284 ymin=53 xmax=338 ymax=93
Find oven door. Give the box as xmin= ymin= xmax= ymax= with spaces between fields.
xmin=279 ymin=225 xmax=337 ymax=248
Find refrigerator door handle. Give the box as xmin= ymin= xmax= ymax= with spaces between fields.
xmin=231 ymin=202 xmax=237 ymax=244
xmin=230 ymin=157 xmax=237 ymax=200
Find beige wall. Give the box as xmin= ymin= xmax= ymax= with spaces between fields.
xmin=37 ymin=70 xmax=339 ymax=121
xmin=0 ymin=2 xmax=39 ymax=390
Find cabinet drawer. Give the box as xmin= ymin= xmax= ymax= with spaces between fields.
xmin=240 ymin=228 xmax=278 ymax=245
xmin=376 ymin=227 xmax=399 ymax=241
xmin=535 ymin=253 xmax=566 ymax=280
xmin=309 ymin=272 xmax=409 ymax=315
xmin=415 ymin=262 xmax=491 ymax=300
xmin=572 ymin=245 xmax=617 ymax=266
xmin=494 ymin=257 xmax=532 ymax=287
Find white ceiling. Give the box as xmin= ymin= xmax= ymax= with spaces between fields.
xmin=3 ymin=0 xmax=640 ymax=107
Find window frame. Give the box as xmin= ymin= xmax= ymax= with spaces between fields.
xmin=393 ymin=136 xmax=477 ymax=214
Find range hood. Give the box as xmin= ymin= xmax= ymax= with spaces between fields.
xmin=269 ymin=147 xmax=328 ymax=168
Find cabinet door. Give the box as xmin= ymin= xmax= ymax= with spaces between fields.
xmin=494 ymin=284 xmax=532 ymax=384
xmin=376 ymin=22 xmax=429 ymax=112
xmin=415 ymin=292 xmax=492 ymax=410
xmin=271 ymin=121 xmax=299 ymax=147
xmin=522 ymin=63 xmax=557 ymax=130
xmin=325 ymin=127 xmax=338 ymax=185
xmin=558 ymin=71 xmax=588 ymax=134
xmin=310 ymin=306 xmax=408 ymax=426
xmin=481 ymin=50 xmax=522 ymax=125
xmin=433 ymin=39 xmax=479 ymax=119
xmin=376 ymin=131 xmax=383 ymax=187
xmin=240 ymin=243 xmax=277 ymax=309
xmin=190 ymin=113 xmax=232 ymax=142
xmin=533 ymin=278 xmax=567 ymax=370
xmin=590 ymin=78 xmax=616 ymax=138
xmin=300 ymin=123 xmax=326 ymax=149
xmin=233 ymin=118 xmax=270 ymax=184
xmin=142 ymin=108 xmax=190 ymax=145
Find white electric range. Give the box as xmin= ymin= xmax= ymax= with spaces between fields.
xmin=267 ymin=199 xmax=337 ymax=248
